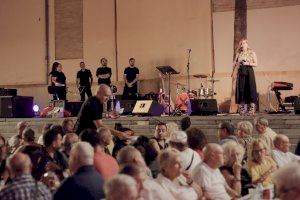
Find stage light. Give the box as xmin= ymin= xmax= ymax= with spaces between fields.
xmin=33 ymin=105 xmax=40 ymax=112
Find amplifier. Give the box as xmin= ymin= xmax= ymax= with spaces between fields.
xmin=0 ymin=96 xmax=34 ymax=118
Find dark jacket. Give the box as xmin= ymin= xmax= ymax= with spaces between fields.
xmin=53 ymin=165 xmax=105 ymax=200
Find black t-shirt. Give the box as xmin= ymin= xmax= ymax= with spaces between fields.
xmin=124 ymin=67 xmax=139 ymax=84
xmin=96 ymin=67 xmax=111 ymax=85
xmin=77 ymin=69 xmax=92 ymax=87
xmin=74 ymin=96 xmax=103 ymax=134
xmin=50 ymin=71 xmax=66 ymax=86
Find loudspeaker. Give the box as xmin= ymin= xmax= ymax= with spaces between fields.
xmin=190 ymin=99 xmax=218 ymax=115
xmin=294 ymin=97 xmax=300 ymax=114
xmin=132 ymin=100 xmax=164 ymax=116
xmin=0 ymin=96 xmax=34 ymax=118
xmin=119 ymin=100 xmax=137 ymax=115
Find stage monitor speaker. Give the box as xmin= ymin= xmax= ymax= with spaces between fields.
xmin=0 ymin=96 xmax=34 ymax=118
xmin=294 ymin=97 xmax=300 ymax=114
xmin=119 ymin=100 xmax=137 ymax=115
xmin=132 ymin=100 xmax=164 ymax=116
xmin=190 ymin=99 xmax=218 ymax=116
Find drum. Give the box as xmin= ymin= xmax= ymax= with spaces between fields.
xmin=175 ymin=93 xmax=190 ymax=111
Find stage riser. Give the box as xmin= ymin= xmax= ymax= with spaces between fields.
xmin=0 ymin=115 xmax=299 ymax=152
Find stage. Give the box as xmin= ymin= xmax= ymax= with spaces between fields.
xmin=0 ymin=114 xmax=299 ymax=152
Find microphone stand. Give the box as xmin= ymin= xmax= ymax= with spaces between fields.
xmin=186 ymin=49 xmax=191 ymax=93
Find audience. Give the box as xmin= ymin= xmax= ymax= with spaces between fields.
xmin=247 ymin=139 xmax=277 ymax=187
xmin=60 ymin=133 xmax=79 ymax=162
xmin=112 ymin=127 xmax=134 ymax=157
xmin=34 ymin=129 xmax=67 ymax=180
xmin=272 ymin=134 xmax=300 ymax=168
xmin=254 ymin=116 xmax=277 ymax=153
xmin=104 ymin=174 xmax=139 ymax=200
xmin=166 ymin=122 xmax=179 ymax=141
xmin=37 ymin=123 xmax=53 ymax=145
xmin=169 ymin=130 xmax=201 ymax=173
xmin=272 ymin=163 xmax=300 ymax=200
xmin=8 ymin=121 xmax=28 ymax=153
xmin=156 ymin=148 xmax=202 ymax=200
xmin=0 ymin=152 xmax=51 ymax=200
xmin=149 ymin=123 xmax=169 ymax=158
xmin=180 ymin=116 xmax=191 ymax=131
xmin=237 ymin=121 xmax=253 ymax=159
xmin=220 ymin=141 xmax=252 ymax=196
xmin=0 ymin=135 xmax=8 ymax=188
xmin=296 ymin=139 xmax=300 ymax=156
xmin=61 ymin=119 xmax=74 ymax=133
xmin=192 ymin=143 xmax=238 ymax=200
xmin=80 ymin=128 xmax=119 ymax=181
xmin=218 ymin=122 xmax=238 ymax=145
xmin=53 ymin=142 xmax=105 ymax=200
xmin=186 ymin=127 xmax=207 ymax=159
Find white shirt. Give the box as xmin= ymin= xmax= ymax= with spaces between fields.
xmin=180 ymin=148 xmax=202 ymax=173
xmin=272 ymin=149 xmax=300 ymax=168
xmin=155 ymin=174 xmax=198 ymax=200
xmin=140 ymin=178 xmax=175 ymax=200
xmin=192 ymin=162 xmax=231 ymax=200
xmin=258 ymin=127 xmax=277 ymax=152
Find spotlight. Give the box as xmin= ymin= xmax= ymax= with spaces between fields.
xmin=33 ymin=105 xmax=40 ymax=112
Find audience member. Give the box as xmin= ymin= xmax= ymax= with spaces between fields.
xmin=272 ymin=163 xmax=300 ymax=200
xmin=237 ymin=121 xmax=253 ymax=160
xmin=221 ymin=141 xmax=252 ymax=196
xmin=166 ymin=122 xmax=179 ymax=141
xmin=180 ymin=116 xmax=191 ymax=131
xmin=156 ymin=148 xmax=202 ymax=200
xmin=0 ymin=135 xmax=8 ymax=188
xmin=296 ymin=139 xmax=300 ymax=156
xmin=112 ymin=127 xmax=134 ymax=157
xmin=104 ymin=174 xmax=139 ymax=200
xmin=192 ymin=143 xmax=238 ymax=200
xmin=53 ymin=142 xmax=105 ymax=200
xmin=40 ymin=171 xmax=60 ymax=193
xmin=61 ymin=119 xmax=74 ymax=133
xmin=169 ymin=130 xmax=201 ymax=173
xmin=8 ymin=121 xmax=28 ymax=153
xmin=247 ymin=139 xmax=277 ymax=187
xmin=149 ymin=123 xmax=169 ymax=158
xmin=218 ymin=122 xmax=238 ymax=145
xmin=50 ymin=124 xmax=66 ymax=137
xmin=0 ymin=152 xmax=51 ymax=200
xmin=60 ymin=133 xmax=79 ymax=163
xmin=80 ymin=128 xmax=119 ymax=181
xmin=120 ymin=163 xmax=175 ymax=200
xmin=37 ymin=123 xmax=52 ymax=145
xmin=34 ymin=129 xmax=67 ymax=180
xmin=254 ymin=116 xmax=277 ymax=152
xmin=16 ymin=128 xmax=42 ymax=173
xmin=186 ymin=127 xmax=207 ymax=159
xmin=272 ymin=134 xmax=300 ymax=168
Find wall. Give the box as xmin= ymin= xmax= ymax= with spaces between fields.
xmin=213 ymin=5 xmax=300 ymax=112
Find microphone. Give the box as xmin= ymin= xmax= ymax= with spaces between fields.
xmin=187 ymin=49 xmax=192 ymax=52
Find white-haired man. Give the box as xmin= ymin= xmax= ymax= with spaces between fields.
xmin=192 ymin=143 xmax=239 ymax=200
xmin=105 ymin=174 xmax=139 ymax=200
xmin=117 ymin=146 xmax=174 ymax=200
xmin=53 ymin=142 xmax=105 ymax=200
xmin=272 ymin=134 xmax=300 ymax=168
xmin=273 ymin=163 xmax=300 ymax=200
xmin=254 ymin=116 xmax=277 ymax=152
xmin=0 ymin=152 xmax=51 ymax=200
xmin=8 ymin=121 xmax=28 ymax=153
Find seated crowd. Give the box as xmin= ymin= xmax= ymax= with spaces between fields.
xmin=0 ymin=116 xmax=299 ymax=200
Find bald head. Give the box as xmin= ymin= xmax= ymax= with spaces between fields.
xmin=7 ymin=152 xmax=31 ymax=176
xmin=274 ymin=134 xmax=290 ymax=153
xmin=203 ymin=143 xmax=224 ymax=168
xmin=96 ymin=84 xmax=112 ymax=103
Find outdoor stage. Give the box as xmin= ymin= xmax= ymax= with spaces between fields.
xmin=0 ymin=114 xmax=299 ymax=151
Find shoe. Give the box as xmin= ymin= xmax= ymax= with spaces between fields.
xmin=248 ymin=103 xmax=256 ymax=115
xmin=238 ymin=104 xmax=247 ymax=116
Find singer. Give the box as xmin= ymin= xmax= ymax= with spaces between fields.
xmin=233 ymin=39 xmax=258 ymax=115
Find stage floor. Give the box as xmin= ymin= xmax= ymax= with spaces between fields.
xmin=1 ymin=114 xmax=299 ymax=151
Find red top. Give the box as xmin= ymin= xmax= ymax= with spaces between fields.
xmin=94 ymin=151 xmax=119 ymax=181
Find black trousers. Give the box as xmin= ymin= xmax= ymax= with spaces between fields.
xmin=122 ymin=84 xmax=138 ymax=100
xmin=79 ymin=86 xmax=92 ymax=101
xmin=53 ymin=87 xmax=66 ymax=100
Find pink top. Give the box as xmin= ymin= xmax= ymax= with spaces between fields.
xmin=94 ymin=151 xmax=119 ymax=181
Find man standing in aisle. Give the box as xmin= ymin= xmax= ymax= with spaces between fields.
xmin=96 ymin=58 xmax=112 ymax=86
xmin=76 ymin=61 xmax=93 ymax=101
xmin=122 ymin=58 xmax=139 ymax=100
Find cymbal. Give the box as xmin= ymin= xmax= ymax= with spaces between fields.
xmin=207 ymin=79 xmax=220 ymax=82
xmin=193 ymin=74 xmax=208 ymax=79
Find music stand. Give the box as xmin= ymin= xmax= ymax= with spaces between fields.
xmin=156 ymin=66 xmax=179 ymax=115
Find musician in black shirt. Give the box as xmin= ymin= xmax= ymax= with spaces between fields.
xmin=96 ymin=58 xmax=111 ymax=86
xmin=76 ymin=61 xmax=93 ymax=101
xmin=49 ymin=62 xmax=66 ymax=100
xmin=122 ymin=58 xmax=139 ymax=100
